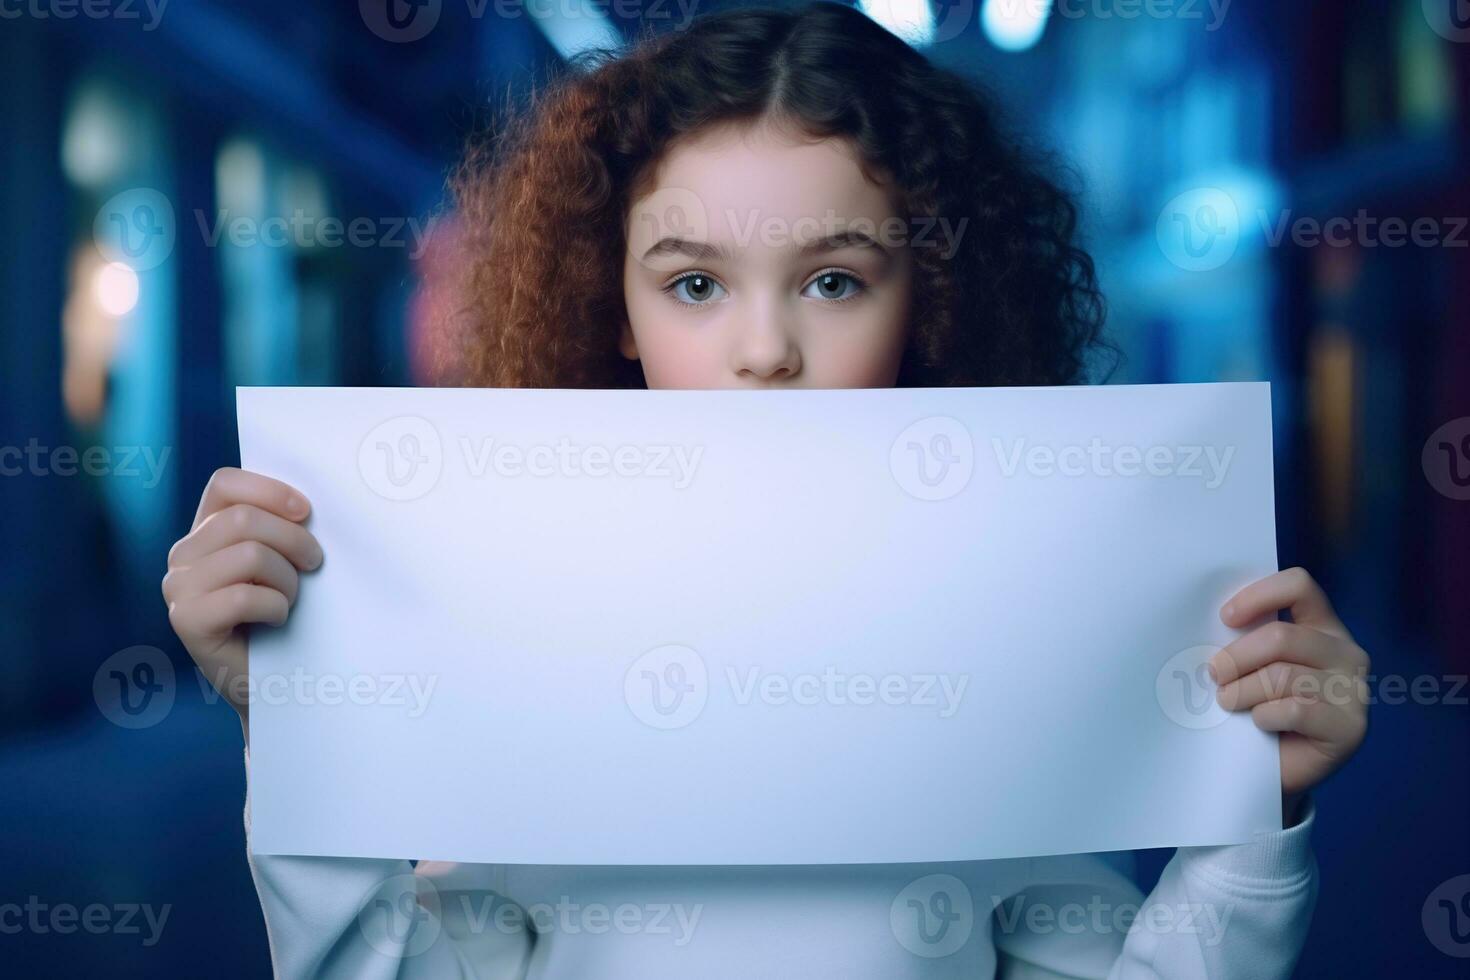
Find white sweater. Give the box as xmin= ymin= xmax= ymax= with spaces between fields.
xmin=242 ymin=749 xmax=1318 ymax=978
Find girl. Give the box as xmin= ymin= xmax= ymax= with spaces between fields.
xmin=162 ymin=4 xmax=1369 ymax=976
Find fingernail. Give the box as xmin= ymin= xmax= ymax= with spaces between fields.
xmin=308 ymin=547 xmax=324 ymax=570
xmin=1220 ymin=601 xmax=1235 ymax=623
xmin=1206 ymin=660 xmax=1219 ymax=683
xmin=287 ymin=493 xmax=307 ymax=517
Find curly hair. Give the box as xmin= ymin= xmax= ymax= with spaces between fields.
xmin=444 ymin=1 xmax=1108 ymax=388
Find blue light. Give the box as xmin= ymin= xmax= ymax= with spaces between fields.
xmin=859 ymin=0 xmax=938 ymax=47
xmin=527 ymin=0 xmax=624 ymax=61
xmin=981 ymin=0 xmax=1053 ymax=53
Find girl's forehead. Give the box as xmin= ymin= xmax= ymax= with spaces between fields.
xmin=631 ymin=122 xmax=902 ymax=243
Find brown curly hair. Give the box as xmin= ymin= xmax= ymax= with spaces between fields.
xmin=443 ymin=1 xmax=1108 ymax=389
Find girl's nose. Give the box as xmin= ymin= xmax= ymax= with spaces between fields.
xmin=731 ymin=302 xmax=802 ymax=382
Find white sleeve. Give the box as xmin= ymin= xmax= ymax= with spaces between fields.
xmin=995 ymin=800 xmax=1319 ymax=979
xmin=242 ymin=749 xmax=533 ymax=979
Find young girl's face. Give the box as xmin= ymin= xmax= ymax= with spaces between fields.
xmin=621 ymin=119 xmax=913 ymax=390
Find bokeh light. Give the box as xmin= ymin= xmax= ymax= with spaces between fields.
xmin=94 ymin=261 xmax=139 ymax=317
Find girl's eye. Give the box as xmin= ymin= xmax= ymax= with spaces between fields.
xmin=665 ymin=273 xmax=727 ymax=306
xmin=662 ymin=270 xmax=865 ymax=306
xmin=802 ymin=270 xmax=865 ymax=302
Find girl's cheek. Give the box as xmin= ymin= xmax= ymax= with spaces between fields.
xmin=804 ymin=299 xmax=909 ymax=388
xmin=638 ymin=328 xmax=728 ymax=390
xmin=812 ymin=262 xmax=912 ymax=388
xmin=808 ymin=332 xmax=904 ymax=388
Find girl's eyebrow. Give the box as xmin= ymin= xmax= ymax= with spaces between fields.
xmin=641 ymin=229 xmax=891 ymax=262
xmin=796 ymin=229 xmax=888 ymax=257
xmin=641 ymin=237 xmax=731 ymax=262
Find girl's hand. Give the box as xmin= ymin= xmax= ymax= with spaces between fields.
xmin=161 ymin=467 xmax=323 ymax=737
xmin=1210 ymin=567 xmax=1370 ymax=825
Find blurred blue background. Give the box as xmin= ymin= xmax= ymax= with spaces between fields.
xmin=2 ymin=1 xmax=1468 ymax=975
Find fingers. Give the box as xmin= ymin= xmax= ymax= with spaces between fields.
xmin=170 ymin=503 xmax=323 ymax=571
xmin=167 ymin=583 xmax=290 ymax=640
xmin=193 ymin=467 xmax=310 ymax=532
xmin=1217 ymin=663 xmax=1328 ymax=711
xmin=164 ymin=469 xmax=318 ymax=655
xmin=1218 ymin=662 xmax=1370 ymax=709
xmin=1213 ymin=567 xmax=1371 ymax=799
xmin=1209 ymin=620 xmax=1357 ymax=686
xmin=1251 ymin=697 xmax=1366 ymax=746
xmin=164 ymin=541 xmax=301 ymax=606
xmin=1220 ymin=566 xmax=1349 ymax=639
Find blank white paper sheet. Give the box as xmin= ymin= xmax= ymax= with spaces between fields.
xmin=237 ymin=383 xmax=1282 ymax=866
